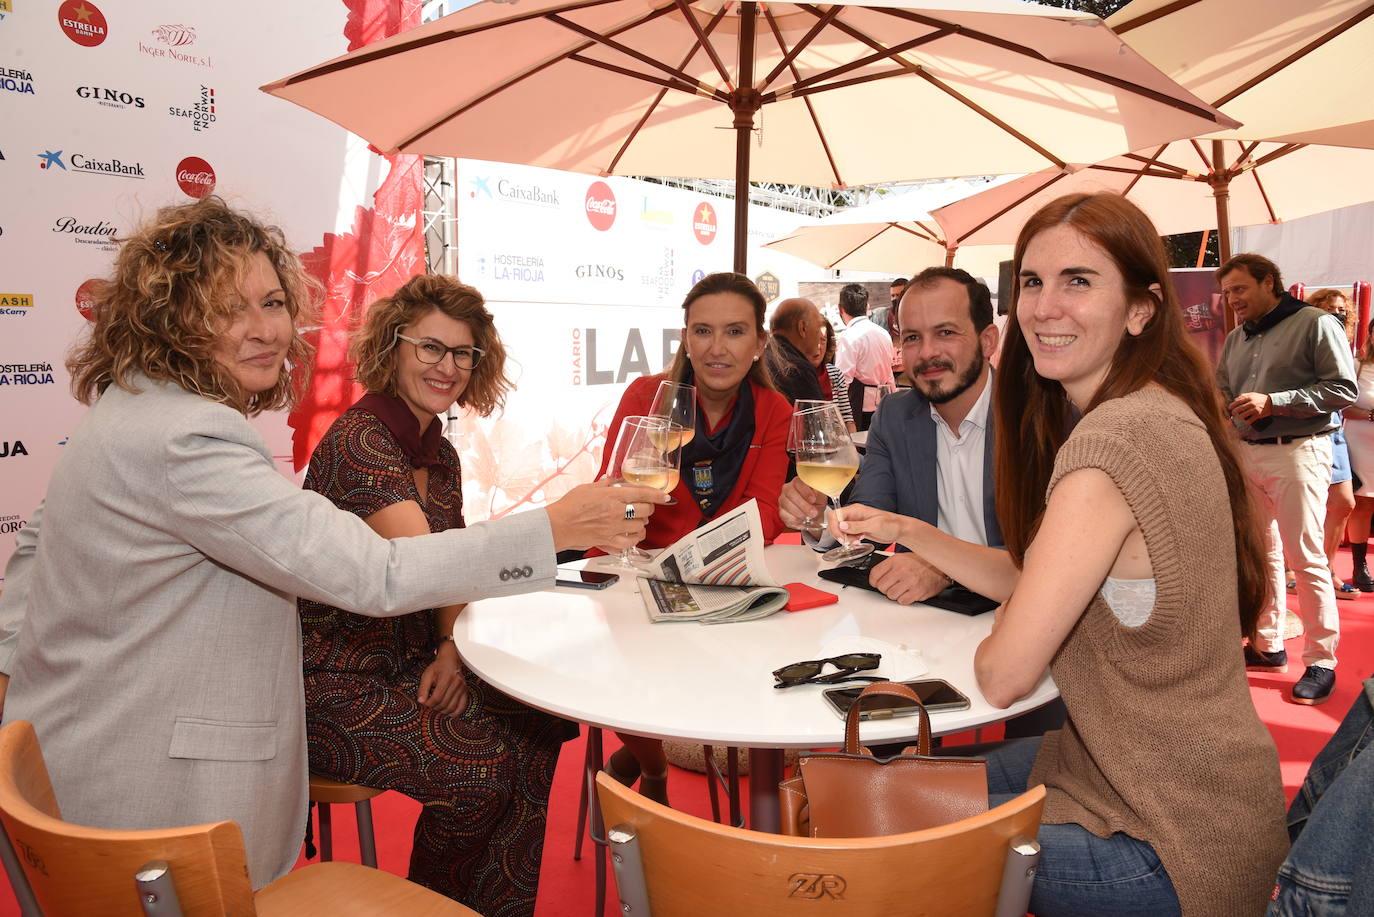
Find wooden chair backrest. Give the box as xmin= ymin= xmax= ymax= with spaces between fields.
xmin=0 ymin=720 xmax=257 ymax=916
xmin=596 ymin=771 xmax=1045 ymax=916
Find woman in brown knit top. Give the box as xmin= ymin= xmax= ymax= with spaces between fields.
xmin=836 ymin=193 xmax=1288 ymax=916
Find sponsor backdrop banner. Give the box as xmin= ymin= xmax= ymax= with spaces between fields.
xmin=0 ymin=0 xmax=423 ymax=576
xmin=450 ymin=158 xmax=825 ymax=520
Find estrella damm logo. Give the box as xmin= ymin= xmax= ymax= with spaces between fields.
xmin=787 ymin=873 xmax=846 ymax=900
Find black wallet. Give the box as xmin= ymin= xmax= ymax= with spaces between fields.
xmin=817 ymin=553 xmax=999 ymax=616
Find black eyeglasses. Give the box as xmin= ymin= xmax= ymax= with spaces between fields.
xmin=772 ymin=652 xmax=883 ymax=689
xmin=396 ymin=331 xmax=485 ymax=369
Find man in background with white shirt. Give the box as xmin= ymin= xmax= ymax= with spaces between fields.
xmin=834 ymin=282 xmax=896 ymax=431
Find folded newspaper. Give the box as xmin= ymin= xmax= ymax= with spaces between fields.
xmin=637 ymin=500 xmax=787 ymax=624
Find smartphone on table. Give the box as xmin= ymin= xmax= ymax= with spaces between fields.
xmin=554 ymin=566 xmax=619 ymax=590
xmin=822 ymin=678 xmax=971 ymax=720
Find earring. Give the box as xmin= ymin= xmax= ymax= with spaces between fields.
xmin=753 ymin=355 xmax=759 ymax=362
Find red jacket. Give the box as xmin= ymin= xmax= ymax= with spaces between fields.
xmin=597 ymin=374 xmax=791 ymax=548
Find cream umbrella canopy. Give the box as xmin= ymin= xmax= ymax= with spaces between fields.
xmin=261 ymin=0 xmax=1236 ymax=272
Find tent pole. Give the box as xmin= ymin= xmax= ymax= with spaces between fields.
xmin=944 ymin=247 xmax=955 ymax=268
xmin=731 ymin=3 xmax=760 ymax=275
xmin=1212 ymin=140 xmax=1236 ymax=329
xmin=1195 ymin=229 xmax=1210 ymax=268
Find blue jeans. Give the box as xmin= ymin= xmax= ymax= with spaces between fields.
xmin=1267 ymin=677 xmax=1374 ymax=916
xmin=983 ymin=737 xmax=1181 ymax=917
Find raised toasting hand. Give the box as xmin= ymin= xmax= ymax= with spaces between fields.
xmin=545 ymin=479 xmax=666 ymax=553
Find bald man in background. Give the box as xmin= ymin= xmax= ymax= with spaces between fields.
xmin=766 ymin=297 xmax=827 ymax=405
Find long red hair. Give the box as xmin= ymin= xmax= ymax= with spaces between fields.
xmin=993 ymin=193 xmax=1268 ymax=641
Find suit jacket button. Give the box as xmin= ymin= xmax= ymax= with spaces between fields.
xmin=500 ymin=568 xmax=511 ymax=581
xmin=522 ymin=565 xmax=533 ymax=577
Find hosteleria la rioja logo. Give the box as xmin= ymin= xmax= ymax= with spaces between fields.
xmin=58 ymin=0 xmax=108 ymax=47
xmin=584 ymin=181 xmax=617 ymax=232
xmin=693 ymin=201 xmax=717 ymax=245
xmin=176 ymin=156 xmax=215 ymax=198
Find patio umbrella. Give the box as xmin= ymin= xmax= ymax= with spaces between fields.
xmin=262 ymin=0 xmax=1236 ymax=272
xmin=762 ymin=175 xmax=1013 ymax=276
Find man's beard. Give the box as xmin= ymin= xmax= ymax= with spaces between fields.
xmin=912 ymin=349 xmax=984 ymax=404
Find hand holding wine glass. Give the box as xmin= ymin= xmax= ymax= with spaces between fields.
xmin=603 ymin=415 xmax=678 ymax=569
xmin=786 ymin=401 xmax=831 ymax=533
xmin=648 ymin=381 xmax=694 ymax=504
xmin=793 ymin=403 xmax=872 ymax=565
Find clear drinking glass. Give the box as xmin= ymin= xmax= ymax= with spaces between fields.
xmin=787 ymin=401 xmax=831 ymax=533
xmin=793 ymin=402 xmax=873 ymax=565
xmin=603 ymin=415 xmax=676 ymax=569
xmin=648 ymin=381 xmax=695 ymax=505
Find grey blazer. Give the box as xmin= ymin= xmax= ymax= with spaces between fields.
xmin=0 ymin=376 xmax=556 ymax=887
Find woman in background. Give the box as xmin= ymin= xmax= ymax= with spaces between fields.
xmin=300 ymin=275 xmax=577 ymax=917
xmin=811 ymin=317 xmax=857 ymax=432
xmin=594 ymin=271 xmax=791 ymax=805
xmin=1341 ymin=316 xmax=1374 ymax=592
xmin=836 ymin=192 xmax=1288 ymax=915
xmin=1308 ymin=289 xmax=1360 ymax=598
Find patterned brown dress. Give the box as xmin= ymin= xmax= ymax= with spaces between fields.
xmin=299 ymin=404 xmax=573 ymax=917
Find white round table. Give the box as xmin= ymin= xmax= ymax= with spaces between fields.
xmin=455 ymin=544 xmax=1057 ymax=830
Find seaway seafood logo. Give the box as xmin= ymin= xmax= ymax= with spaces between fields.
xmin=168 ymin=85 xmax=215 ymax=132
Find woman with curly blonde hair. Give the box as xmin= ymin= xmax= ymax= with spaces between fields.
xmin=0 ymin=196 xmax=661 ymax=891
xmin=300 ymin=274 xmax=575 ymax=916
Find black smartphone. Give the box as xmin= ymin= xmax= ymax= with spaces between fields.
xmin=555 ymin=567 xmax=619 ymax=590
xmin=822 ymin=678 xmax=972 ymax=720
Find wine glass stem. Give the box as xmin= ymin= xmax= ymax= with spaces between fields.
xmin=830 ymin=498 xmax=849 ymax=547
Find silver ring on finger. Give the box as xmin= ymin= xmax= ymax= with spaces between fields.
xmin=624 ymin=502 xmax=636 ymax=520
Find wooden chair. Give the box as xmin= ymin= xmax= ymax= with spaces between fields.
xmin=0 ymin=721 xmax=474 ymax=916
xmin=308 ymin=775 xmax=383 ymax=867
xmin=596 ymin=771 xmax=1045 ymax=916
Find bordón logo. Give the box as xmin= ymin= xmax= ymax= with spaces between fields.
xmin=53 ymin=216 xmax=118 ymax=248
xmin=58 ymin=1 xmax=107 ymax=47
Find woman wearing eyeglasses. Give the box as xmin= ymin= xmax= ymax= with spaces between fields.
xmin=299 ymin=275 xmax=577 ymax=917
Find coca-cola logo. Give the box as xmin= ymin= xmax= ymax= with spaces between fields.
xmin=585 ymin=181 xmax=616 ymax=232
xmin=58 ymin=0 xmax=108 ymax=48
xmin=75 ymin=278 xmax=100 ymax=321
xmin=693 ymin=201 xmax=718 ymax=246
xmin=175 ymin=156 xmax=215 ymax=198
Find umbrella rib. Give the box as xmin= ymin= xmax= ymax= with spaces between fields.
xmin=1187 ymin=138 xmax=1215 ymax=173
xmin=894 ymin=222 xmax=943 ymax=245
xmin=868 ymin=6 xmax=1227 ymax=123
xmin=1121 ymin=148 xmax=1188 ymax=178
xmin=1111 ymin=0 xmax=1202 ymax=35
xmin=766 ymin=16 xmax=954 ymax=100
xmin=1212 ymin=2 xmax=1374 ymax=108
xmin=672 ymin=0 xmax=733 ymax=88
xmin=547 ymin=12 xmax=719 ymax=94
xmin=762 ymin=6 xmax=845 ymax=190
xmin=604 ymin=6 xmax=731 ymax=175
xmin=758 ymin=6 xmax=843 ymax=92
xmin=1087 ymin=162 xmax=1200 ymax=181
xmin=1249 ymin=143 xmax=1306 ymax=170
xmin=955 ymin=170 xmax=1069 ymax=243
xmin=831 ymin=230 xmax=889 ymax=269
xmin=567 ymin=52 xmax=720 ymax=99
xmin=1120 ymin=145 xmax=1171 ymax=195
xmin=271 ymin=0 xmax=633 ymax=84
xmin=1249 ymin=168 xmax=1280 ymax=224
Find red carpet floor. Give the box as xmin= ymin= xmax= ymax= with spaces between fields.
xmin=2 ymin=556 xmax=1370 ymax=916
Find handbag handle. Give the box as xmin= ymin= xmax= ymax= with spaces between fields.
xmin=844 ymin=680 xmax=931 ymax=756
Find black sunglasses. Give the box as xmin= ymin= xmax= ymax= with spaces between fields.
xmin=772 ymin=652 xmax=884 ymax=689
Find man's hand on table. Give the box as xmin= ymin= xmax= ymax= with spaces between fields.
xmin=779 ymin=477 xmax=828 ymax=533
xmin=869 ymin=552 xmax=949 ymax=606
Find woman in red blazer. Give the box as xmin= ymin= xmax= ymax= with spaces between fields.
xmin=594 ymin=271 xmax=791 ymax=802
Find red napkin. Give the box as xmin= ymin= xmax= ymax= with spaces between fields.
xmin=784 ymin=582 xmax=839 ymax=611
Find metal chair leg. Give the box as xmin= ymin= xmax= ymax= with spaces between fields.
xmin=586 ymin=727 xmax=607 ymax=916
xmin=317 ymin=802 xmax=333 ymax=862
xmin=726 ymin=747 xmax=742 ymax=829
xmin=703 ymin=744 xmax=722 ymax=823
xmin=354 ymin=798 xmax=377 ymax=868
xmin=573 ymin=726 xmax=597 ymax=862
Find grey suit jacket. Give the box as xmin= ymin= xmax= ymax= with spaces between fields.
xmin=0 ymin=376 xmax=555 ymax=886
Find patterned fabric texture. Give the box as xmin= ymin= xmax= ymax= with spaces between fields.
xmin=300 ymin=405 xmax=572 ymax=917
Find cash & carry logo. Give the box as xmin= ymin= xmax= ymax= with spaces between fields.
xmin=0 ymin=361 xmax=56 ymax=388
xmin=141 ymin=24 xmax=212 ymax=68
xmin=58 ymin=1 xmax=107 ymax=47
xmin=692 ymin=201 xmax=718 ymax=245
xmin=40 ymin=149 xmax=145 ymax=180
xmin=0 ymin=293 xmax=34 ymax=316
xmin=176 ymin=156 xmax=215 ymax=198
xmin=75 ymin=279 xmax=99 ymax=320
xmin=76 ymin=85 xmax=144 ymax=110
xmin=1 ymin=64 xmax=34 ymax=96
xmin=0 ymin=1 xmax=11 ymax=22
xmin=585 ymin=181 xmax=616 ymax=231
xmin=53 ymin=216 xmax=118 ymax=249
xmin=169 ymin=85 xmax=215 ymax=132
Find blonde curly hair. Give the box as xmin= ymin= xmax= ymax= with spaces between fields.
xmin=67 ymin=196 xmax=320 ymax=415
xmin=350 ymin=273 xmax=511 ymax=418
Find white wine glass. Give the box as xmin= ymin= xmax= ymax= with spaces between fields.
xmin=604 ymin=415 xmax=675 ymax=569
xmin=793 ymin=403 xmax=873 ymax=565
xmin=787 ymin=401 xmax=831 ymax=533
xmin=649 ymin=381 xmax=695 ymax=505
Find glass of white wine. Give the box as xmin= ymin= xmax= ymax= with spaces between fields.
xmin=787 ymin=401 xmax=832 ymax=533
xmin=605 ymin=415 xmax=677 ymax=569
xmin=793 ymin=402 xmax=873 ymax=565
xmin=649 ymin=381 xmax=695 ymax=506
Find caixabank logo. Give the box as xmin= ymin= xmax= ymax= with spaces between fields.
xmin=58 ymin=0 xmax=107 ymax=47
xmin=1 ymin=64 xmax=35 ymax=97
xmin=169 ymin=85 xmax=215 ymax=132
xmin=0 ymin=361 xmax=56 ymax=388
xmin=39 ymin=149 xmax=145 ymax=180
xmin=0 ymin=293 xmax=34 ymax=317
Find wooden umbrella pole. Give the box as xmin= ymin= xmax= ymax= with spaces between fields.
xmin=1212 ymin=140 xmax=1237 ymax=330
xmin=731 ymin=2 xmax=760 ymax=274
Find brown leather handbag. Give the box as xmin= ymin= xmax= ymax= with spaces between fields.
xmin=778 ymin=681 xmax=988 ymax=837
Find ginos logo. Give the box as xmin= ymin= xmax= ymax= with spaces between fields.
xmin=574 ymin=264 xmax=624 ymax=281
xmin=76 ymin=86 xmax=145 ymax=109
xmin=75 ymin=278 xmax=100 ymax=321
xmin=58 ymin=0 xmax=108 ymax=47
xmin=693 ymin=201 xmax=718 ymax=245
xmin=176 ymin=156 xmax=215 ymax=198
xmin=585 ymin=181 xmax=617 ymax=232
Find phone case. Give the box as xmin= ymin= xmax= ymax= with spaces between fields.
xmin=783 ymin=582 xmax=839 ymax=611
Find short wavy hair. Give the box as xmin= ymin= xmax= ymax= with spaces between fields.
xmin=67 ymin=196 xmax=320 ymax=414
xmin=1307 ymin=288 xmax=1354 ymax=346
xmin=351 ymin=274 xmax=511 ymax=417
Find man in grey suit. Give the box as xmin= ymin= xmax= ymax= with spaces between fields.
xmin=780 ymin=266 xmax=1001 ymax=604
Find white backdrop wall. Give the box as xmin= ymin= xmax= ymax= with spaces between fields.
xmin=0 ymin=0 xmax=414 ymax=577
